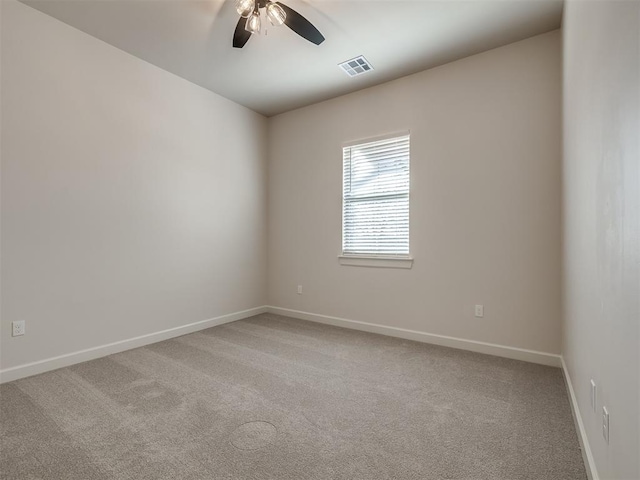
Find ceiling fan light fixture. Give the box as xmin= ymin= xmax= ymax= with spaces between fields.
xmin=235 ymin=0 xmax=255 ymax=18
xmin=245 ymin=10 xmax=261 ymax=34
xmin=232 ymin=0 xmax=325 ymax=48
xmin=266 ymin=2 xmax=286 ymax=26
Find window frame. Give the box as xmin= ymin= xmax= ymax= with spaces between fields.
xmin=339 ymin=131 xmax=413 ymax=269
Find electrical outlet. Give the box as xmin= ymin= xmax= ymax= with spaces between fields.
xmin=12 ymin=321 xmax=25 ymax=337
xmin=590 ymin=379 xmax=597 ymax=412
xmin=297 ymin=285 xmax=303 ymax=295
xmin=474 ymin=305 xmax=484 ymax=318
xmin=602 ymin=406 xmax=609 ymax=444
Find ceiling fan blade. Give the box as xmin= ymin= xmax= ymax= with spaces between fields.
xmin=277 ymin=2 xmax=325 ymax=45
xmin=233 ymin=17 xmax=252 ymax=48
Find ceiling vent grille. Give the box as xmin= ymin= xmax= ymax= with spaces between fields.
xmin=339 ymin=56 xmax=373 ymax=77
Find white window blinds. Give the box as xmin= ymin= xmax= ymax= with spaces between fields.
xmin=342 ymin=134 xmax=410 ymax=256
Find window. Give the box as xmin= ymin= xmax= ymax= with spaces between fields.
xmin=341 ymin=133 xmax=411 ymax=267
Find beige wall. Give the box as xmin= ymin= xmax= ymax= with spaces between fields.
xmin=0 ymin=1 xmax=267 ymax=370
xmin=562 ymin=1 xmax=640 ymax=478
xmin=268 ymin=31 xmax=562 ymax=354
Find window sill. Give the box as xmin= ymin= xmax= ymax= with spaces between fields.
xmin=338 ymin=255 xmax=413 ymax=269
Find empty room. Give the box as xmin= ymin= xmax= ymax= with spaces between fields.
xmin=0 ymin=0 xmax=638 ymax=478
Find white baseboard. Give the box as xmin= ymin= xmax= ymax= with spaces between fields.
xmin=561 ymin=356 xmax=599 ymax=480
xmin=0 ymin=306 xmax=268 ymax=384
xmin=266 ymin=306 xmax=561 ymax=367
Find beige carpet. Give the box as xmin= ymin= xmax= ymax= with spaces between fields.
xmin=1 ymin=313 xmax=586 ymax=479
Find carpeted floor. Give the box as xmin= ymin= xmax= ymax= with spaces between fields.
xmin=1 ymin=313 xmax=586 ymax=479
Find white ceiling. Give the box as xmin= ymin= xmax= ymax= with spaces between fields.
xmin=21 ymin=0 xmax=563 ymax=116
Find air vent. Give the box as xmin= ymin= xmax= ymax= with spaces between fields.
xmin=339 ymin=56 xmax=373 ymax=77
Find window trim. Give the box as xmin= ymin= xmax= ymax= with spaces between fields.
xmin=342 ymin=130 xmax=411 ymax=149
xmin=341 ymin=131 xmax=412 ymax=267
xmin=338 ymin=254 xmax=414 ymax=269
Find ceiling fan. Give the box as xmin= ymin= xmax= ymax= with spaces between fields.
xmin=232 ymin=0 xmax=325 ymax=48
